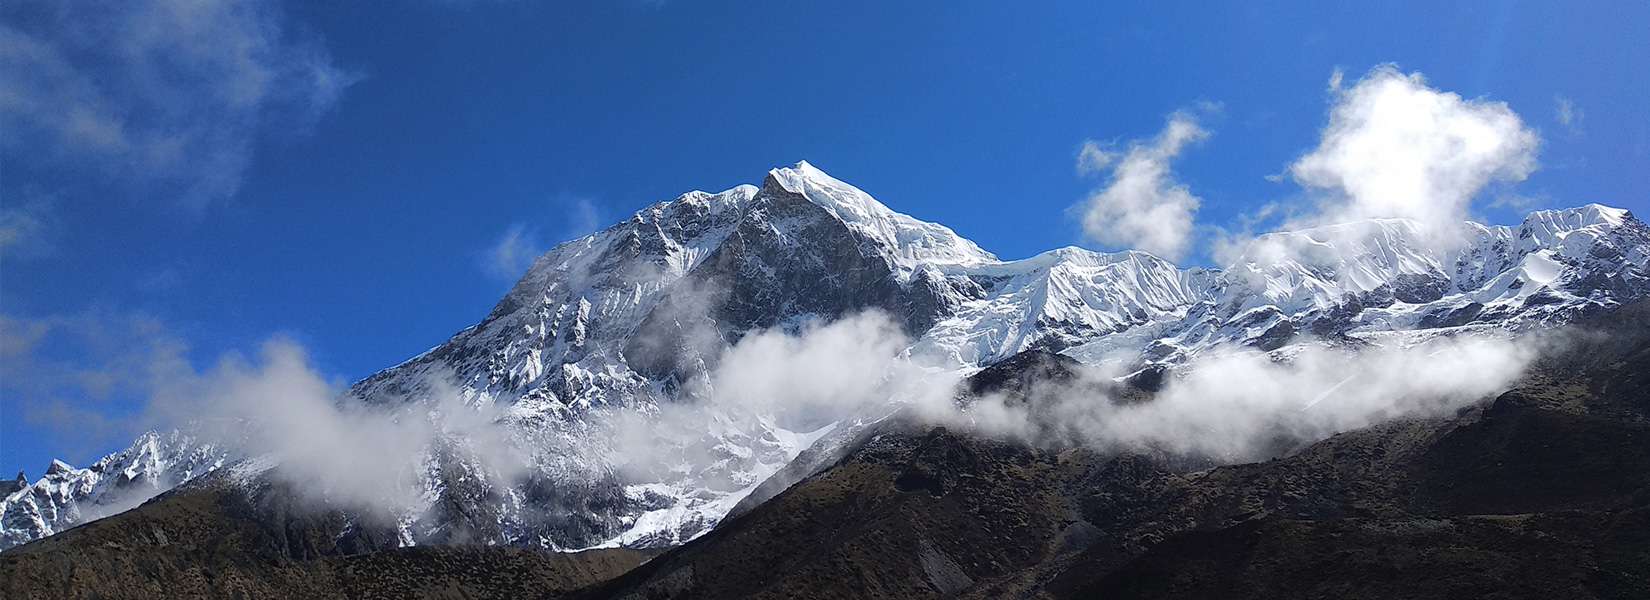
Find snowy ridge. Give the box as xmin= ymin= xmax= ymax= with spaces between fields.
xmin=767 ymin=161 xmax=997 ymax=276
xmin=5 ymin=162 xmax=1646 ymax=553
xmin=915 ymin=248 xmax=1215 ymax=366
xmin=0 ymin=431 xmax=228 ymax=549
xmin=1067 ymin=203 xmax=1648 ymax=363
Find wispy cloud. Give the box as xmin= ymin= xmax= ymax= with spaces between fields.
xmin=0 ymin=0 xmax=359 ymax=211
xmin=1554 ymin=95 xmax=1584 ymax=135
xmin=1074 ymin=108 xmax=1213 ymax=260
xmin=1075 ymin=140 xmax=1118 ymax=176
xmin=0 ymin=311 xmax=191 ymax=462
xmin=481 ymin=197 xmax=604 ymax=281
xmin=565 ymin=196 xmax=602 ymax=238
xmin=483 ymin=224 xmax=545 ymax=281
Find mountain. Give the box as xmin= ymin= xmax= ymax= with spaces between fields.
xmin=8 ymin=303 xmax=1650 ymax=599
xmin=0 ymin=431 xmax=226 ymax=550
xmin=1067 ymin=203 xmax=1649 ymax=362
xmin=4 ymin=161 xmax=1647 ymax=554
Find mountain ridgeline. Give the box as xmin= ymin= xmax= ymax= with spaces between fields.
xmin=4 ymin=162 xmax=1649 ymax=598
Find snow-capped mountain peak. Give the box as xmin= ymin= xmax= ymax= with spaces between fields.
xmin=2 ymin=431 xmax=226 ymax=549
xmin=765 ymin=161 xmax=997 ymax=273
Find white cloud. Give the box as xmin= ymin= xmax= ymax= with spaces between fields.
xmin=1288 ymin=65 xmax=1539 ymax=229
xmin=145 ymin=339 xmax=531 ymax=515
xmin=943 ymin=334 xmax=1542 ymax=462
xmin=704 ymin=311 xmax=927 ymax=430
xmin=1075 ymin=110 xmax=1210 ymax=260
xmin=2 ymin=308 xmax=531 ymax=516
xmin=1327 ymin=67 xmax=1345 ymax=93
xmin=0 ymin=1 xmax=358 ymax=210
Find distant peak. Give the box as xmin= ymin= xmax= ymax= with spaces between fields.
xmin=46 ymin=459 xmax=74 ymax=476
xmin=765 ymin=160 xmax=851 ymax=196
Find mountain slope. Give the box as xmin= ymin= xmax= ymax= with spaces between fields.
xmin=9 ymin=305 xmax=1648 ymax=598
xmin=4 ymin=162 xmax=1647 ymax=554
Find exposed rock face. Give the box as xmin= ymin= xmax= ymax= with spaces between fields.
xmin=6 ymin=161 xmax=1647 ymax=554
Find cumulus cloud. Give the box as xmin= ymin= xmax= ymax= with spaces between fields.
xmin=0 ymin=0 xmax=358 ymax=210
xmin=1287 ymin=65 xmax=1539 ymax=229
xmin=1076 ymin=110 xmax=1210 ymax=260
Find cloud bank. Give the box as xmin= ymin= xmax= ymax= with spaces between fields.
xmin=951 ymin=336 xmax=1540 ymax=461
xmin=616 ymin=308 xmax=1545 ymax=471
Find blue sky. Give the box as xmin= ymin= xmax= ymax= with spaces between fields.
xmin=2 ymin=0 xmax=1647 ymax=478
